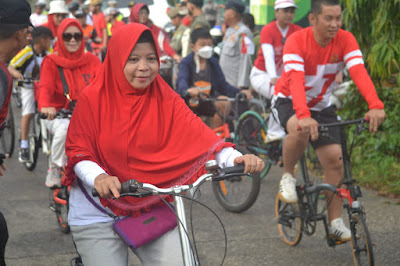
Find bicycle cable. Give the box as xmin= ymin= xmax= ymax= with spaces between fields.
xmin=187 ymin=180 xmax=228 ymax=266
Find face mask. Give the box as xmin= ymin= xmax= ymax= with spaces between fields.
xmin=197 ymin=46 xmax=213 ymax=59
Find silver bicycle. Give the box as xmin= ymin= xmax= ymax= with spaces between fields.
xmin=93 ymin=160 xmax=246 ymax=266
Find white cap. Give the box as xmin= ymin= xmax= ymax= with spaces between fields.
xmin=274 ymin=0 xmax=298 ymax=10
xmin=48 ymin=0 xmax=69 ymax=14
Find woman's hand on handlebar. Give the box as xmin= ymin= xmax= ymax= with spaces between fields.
xmin=40 ymin=107 xmax=57 ymax=120
xmin=234 ymin=154 xmax=265 ymax=174
xmin=94 ymin=174 xmax=122 ymax=199
xmin=365 ymin=109 xmax=385 ymax=133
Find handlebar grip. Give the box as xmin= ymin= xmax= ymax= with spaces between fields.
xmin=92 ymin=188 xmax=100 ymax=197
xmin=92 ymin=179 xmax=140 ymax=197
xmin=222 ymin=165 xmax=245 ymax=174
xmin=39 ymin=113 xmax=48 ymax=119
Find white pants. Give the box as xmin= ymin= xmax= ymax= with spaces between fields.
xmin=21 ymin=87 xmax=35 ymax=116
xmin=250 ymin=66 xmax=274 ymax=99
xmin=45 ymin=118 xmax=69 ymax=167
xmin=71 ymin=222 xmax=184 ymax=266
xmin=250 ymin=67 xmax=285 ymax=138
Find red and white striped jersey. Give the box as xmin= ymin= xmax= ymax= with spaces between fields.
xmin=274 ymin=27 xmax=384 ymax=119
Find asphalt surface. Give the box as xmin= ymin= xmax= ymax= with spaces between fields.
xmin=1 ymin=103 xmax=400 ymax=266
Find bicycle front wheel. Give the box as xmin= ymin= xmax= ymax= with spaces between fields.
xmin=234 ymin=111 xmax=271 ymax=178
xmin=54 ymin=186 xmax=70 ymax=234
xmin=351 ymin=214 xmax=374 ymax=266
xmin=0 ymin=104 xmax=15 ymax=157
xmin=212 ymin=147 xmax=261 ymax=213
xmin=275 ymin=193 xmax=303 ymax=246
xmin=24 ymin=115 xmax=41 ymax=171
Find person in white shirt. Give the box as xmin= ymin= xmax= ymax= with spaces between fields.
xmin=30 ymin=0 xmax=48 ymax=27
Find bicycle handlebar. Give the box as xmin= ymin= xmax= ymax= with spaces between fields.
xmin=197 ymin=92 xmax=247 ymax=103
xmin=297 ymin=118 xmax=366 ymax=132
xmin=16 ymin=78 xmax=39 ymax=86
xmin=92 ymin=163 xmax=245 ymax=198
xmin=39 ymin=109 xmax=73 ymax=119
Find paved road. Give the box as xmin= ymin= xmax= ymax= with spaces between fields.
xmin=1 ymin=105 xmax=400 ymax=266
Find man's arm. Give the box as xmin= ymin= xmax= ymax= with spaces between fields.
xmin=237 ymin=33 xmax=254 ymax=88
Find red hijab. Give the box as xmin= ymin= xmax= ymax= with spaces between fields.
xmin=129 ymin=3 xmax=148 ymax=25
xmin=64 ymin=23 xmax=233 ymax=216
xmin=42 ymin=14 xmax=58 ymax=37
xmin=43 ymin=18 xmax=98 ymax=100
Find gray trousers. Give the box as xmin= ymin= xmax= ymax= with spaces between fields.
xmin=71 ymin=222 xmax=184 ymax=266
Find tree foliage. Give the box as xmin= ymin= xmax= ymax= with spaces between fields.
xmin=341 ymin=0 xmax=400 ymax=85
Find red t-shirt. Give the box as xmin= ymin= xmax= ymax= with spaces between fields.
xmin=254 ymin=21 xmax=302 ymax=74
xmin=38 ymin=54 xmax=101 ymax=111
xmin=92 ymin=12 xmax=106 ymax=40
xmin=0 ymin=61 xmax=12 ymax=126
xmin=274 ymin=27 xmax=384 ymax=119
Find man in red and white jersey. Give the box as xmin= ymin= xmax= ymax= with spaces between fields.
xmin=273 ymin=0 xmax=385 ymax=241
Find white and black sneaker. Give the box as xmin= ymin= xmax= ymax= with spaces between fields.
xmin=18 ymin=148 xmax=29 ymax=163
xmin=278 ymin=173 xmax=298 ymax=203
xmin=329 ymin=217 xmax=351 ymax=242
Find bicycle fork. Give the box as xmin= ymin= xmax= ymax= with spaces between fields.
xmin=174 ymin=196 xmax=196 ymax=266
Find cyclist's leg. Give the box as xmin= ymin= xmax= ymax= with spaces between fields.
xmin=19 ymin=87 xmax=35 ymax=161
xmin=282 ymin=115 xmax=310 ymax=175
xmin=249 ymin=66 xmax=272 ymax=98
xmin=134 ymin=227 xmax=184 ymax=266
xmin=315 ymin=144 xmax=343 ymax=222
xmin=310 ymin=106 xmax=344 ymax=223
xmin=47 ymin=118 xmax=69 ymax=168
xmin=70 ymin=222 xmax=129 ymax=266
xmin=213 ymin=95 xmax=231 ymax=128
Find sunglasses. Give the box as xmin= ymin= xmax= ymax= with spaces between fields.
xmin=62 ymin=32 xmax=83 ymax=42
xmin=282 ymin=37 xmax=286 ymax=45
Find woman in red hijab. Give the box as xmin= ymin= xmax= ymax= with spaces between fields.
xmin=64 ymin=23 xmax=264 ymax=265
xmin=130 ymin=3 xmax=181 ymax=62
xmin=39 ymin=18 xmax=101 ymax=188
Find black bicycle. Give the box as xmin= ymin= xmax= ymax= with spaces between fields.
xmin=275 ymin=119 xmax=374 ymax=266
xmin=0 ymin=103 xmax=15 ymax=158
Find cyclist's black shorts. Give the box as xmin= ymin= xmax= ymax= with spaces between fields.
xmin=191 ymin=100 xmax=216 ymax=117
xmin=274 ymin=97 xmax=341 ymax=149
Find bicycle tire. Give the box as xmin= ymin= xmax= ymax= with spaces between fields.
xmin=212 ymin=146 xmax=261 ymax=213
xmin=24 ymin=115 xmax=41 ymax=171
xmin=54 ymin=186 xmax=70 ymax=234
xmin=24 ymin=135 xmax=40 ymax=171
xmin=234 ymin=111 xmax=272 ymax=178
xmin=275 ymin=194 xmax=303 ymax=246
xmin=0 ymin=104 xmax=15 ymax=157
xmin=351 ymin=214 xmax=374 ymax=266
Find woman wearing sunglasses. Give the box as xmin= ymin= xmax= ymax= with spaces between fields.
xmin=38 ymin=18 xmax=101 ymax=188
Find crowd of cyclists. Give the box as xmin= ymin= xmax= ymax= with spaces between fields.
xmin=0 ymin=0 xmax=386 ymax=265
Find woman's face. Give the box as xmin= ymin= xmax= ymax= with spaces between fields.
xmin=53 ymin=13 xmax=68 ymax=26
xmin=138 ymin=8 xmax=149 ymax=24
xmin=62 ymin=26 xmax=83 ymax=53
xmin=123 ymin=42 xmax=159 ymax=90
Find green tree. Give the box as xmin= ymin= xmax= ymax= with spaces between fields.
xmin=341 ymin=0 xmax=400 ymax=85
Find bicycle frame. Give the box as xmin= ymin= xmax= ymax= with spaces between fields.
xmin=93 ymin=162 xmax=246 ymax=266
xmin=296 ymin=119 xmax=366 ymax=244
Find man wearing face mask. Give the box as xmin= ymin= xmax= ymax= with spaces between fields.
xmin=176 ymin=28 xmax=252 ymax=129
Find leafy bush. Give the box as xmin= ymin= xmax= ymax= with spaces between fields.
xmin=338 ymin=85 xmax=400 ymax=195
